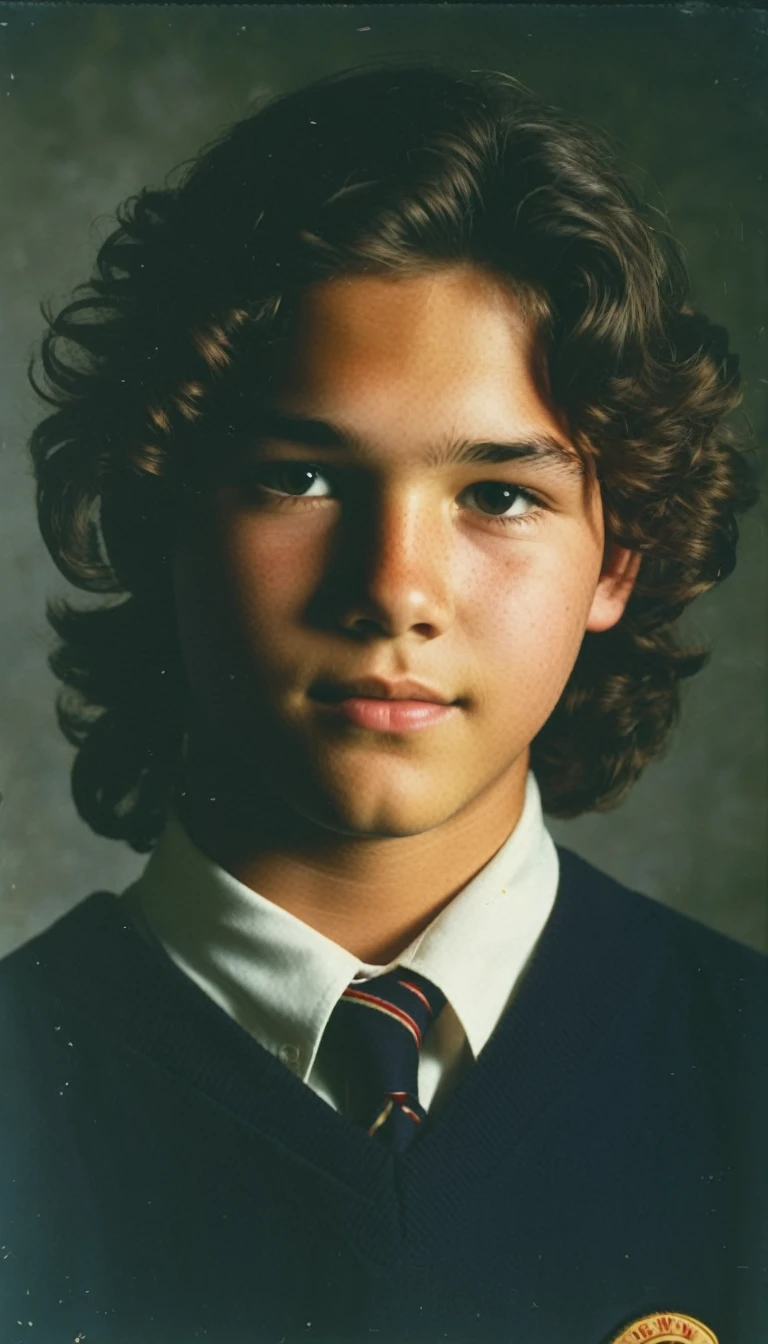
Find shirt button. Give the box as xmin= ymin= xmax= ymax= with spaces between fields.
xmin=278 ymin=1043 xmax=301 ymax=1069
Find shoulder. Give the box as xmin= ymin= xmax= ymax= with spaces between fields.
xmin=0 ymin=891 xmax=119 ymax=971
xmin=555 ymin=842 xmax=766 ymax=1029
xmin=0 ymin=892 xmax=131 ymax=1032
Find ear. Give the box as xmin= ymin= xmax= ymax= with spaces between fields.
xmin=585 ymin=542 xmax=642 ymax=634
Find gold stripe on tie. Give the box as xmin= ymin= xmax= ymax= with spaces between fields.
xmin=368 ymin=1097 xmax=395 ymax=1137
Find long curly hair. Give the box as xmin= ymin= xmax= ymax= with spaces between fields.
xmin=28 ymin=63 xmax=760 ymax=852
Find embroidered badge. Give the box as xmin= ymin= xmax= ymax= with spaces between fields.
xmin=609 ymin=1312 xmax=719 ymax=1344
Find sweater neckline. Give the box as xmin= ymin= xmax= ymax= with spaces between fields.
xmin=20 ymin=844 xmax=668 ymax=1213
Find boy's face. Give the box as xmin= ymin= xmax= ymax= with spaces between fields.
xmin=173 ymin=265 xmax=638 ymax=839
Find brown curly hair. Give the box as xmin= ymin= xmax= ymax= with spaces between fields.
xmin=28 ymin=62 xmax=761 ymax=852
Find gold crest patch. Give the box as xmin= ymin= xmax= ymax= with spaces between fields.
xmin=610 ymin=1312 xmax=719 ymax=1344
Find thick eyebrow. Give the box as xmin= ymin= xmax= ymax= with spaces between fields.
xmin=247 ymin=410 xmax=585 ymax=478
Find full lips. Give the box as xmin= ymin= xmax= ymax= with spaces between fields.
xmin=317 ymin=697 xmax=459 ymax=732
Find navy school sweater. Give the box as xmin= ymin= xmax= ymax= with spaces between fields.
xmin=0 ymin=844 xmax=765 ymax=1344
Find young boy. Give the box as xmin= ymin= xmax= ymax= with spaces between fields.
xmin=1 ymin=64 xmax=764 ymax=1344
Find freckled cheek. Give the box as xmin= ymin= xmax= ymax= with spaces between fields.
xmin=214 ymin=523 xmax=321 ymax=636
xmin=173 ymin=529 xmax=317 ymax=730
xmin=460 ymin=554 xmax=595 ymax=699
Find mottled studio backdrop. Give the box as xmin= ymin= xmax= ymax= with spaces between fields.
xmin=0 ymin=4 xmax=765 ymax=955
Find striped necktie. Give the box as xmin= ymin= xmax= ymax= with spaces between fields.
xmin=323 ymin=966 xmax=447 ymax=1153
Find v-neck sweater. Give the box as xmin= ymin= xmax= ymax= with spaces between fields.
xmin=0 ymin=845 xmax=765 ymax=1344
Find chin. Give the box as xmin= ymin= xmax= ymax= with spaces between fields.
xmin=284 ymin=777 xmax=460 ymax=840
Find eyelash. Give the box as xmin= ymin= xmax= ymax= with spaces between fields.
xmin=238 ymin=462 xmax=548 ymax=532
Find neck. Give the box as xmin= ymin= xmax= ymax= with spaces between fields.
xmin=174 ymin=738 xmax=530 ymax=963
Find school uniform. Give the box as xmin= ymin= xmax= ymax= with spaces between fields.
xmin=0 ymin=771 xmax=765 ymax=1344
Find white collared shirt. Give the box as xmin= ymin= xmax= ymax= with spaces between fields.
xmin=119 ymin=770 xmax=559 ymax=1116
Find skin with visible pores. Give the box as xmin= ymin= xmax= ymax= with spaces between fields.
xmin=173 ymin=266 xmax=640 ymax=962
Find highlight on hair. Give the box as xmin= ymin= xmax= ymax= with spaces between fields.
xmin=28 ymin=62 xmax=761 ymax=851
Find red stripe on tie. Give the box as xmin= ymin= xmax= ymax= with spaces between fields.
xmin=397 ymin=979 xmax=433 ymax=1013
xmin=400 ymin=1104 xmax=422 ymax=1124
xmin=341 ymin=988 xmax=422 ymax=1047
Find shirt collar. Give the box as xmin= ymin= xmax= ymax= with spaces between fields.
xmin=119 ymin=771 xmax=558 ymax=1082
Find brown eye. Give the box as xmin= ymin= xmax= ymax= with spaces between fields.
xmin=243 ymin=464 xmax=333 ymax=497
xmin=462 ymin=481 xmax=537 ymax=518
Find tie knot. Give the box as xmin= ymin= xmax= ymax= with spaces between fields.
xmin=340 ymin=966 xmax=446 ymax=1051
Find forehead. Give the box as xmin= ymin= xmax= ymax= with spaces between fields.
xmin=271 ymin=266 xmax=563 ymax=440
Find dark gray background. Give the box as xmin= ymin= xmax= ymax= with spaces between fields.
xmin=0 ymin=4 xmax=765 ymax=956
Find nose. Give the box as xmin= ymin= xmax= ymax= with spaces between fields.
xmin=328 ymin=486 xmax=456 ymax=640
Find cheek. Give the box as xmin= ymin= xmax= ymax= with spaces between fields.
xmin=220 ymin=517 xmax=324 ymax=635
xmin=171 ymin=533 xmax=282 ymax=741
xmin=461 ymin=547 xmax=598 ymax=708
xmin=181 ymin=511 xmax=314 ymax=633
